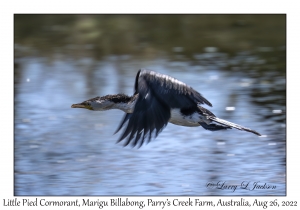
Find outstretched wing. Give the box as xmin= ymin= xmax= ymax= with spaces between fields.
xmin=138 ymin=69 xmax=212 ymax=108
xmin=115 ymin=69 xmax=212 ymax=147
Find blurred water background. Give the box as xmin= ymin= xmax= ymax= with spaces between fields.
xmin=14 ymin=14 xmax=286 ymax=195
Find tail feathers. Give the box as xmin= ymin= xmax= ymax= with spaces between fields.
xmin=209 ymin=117 xmax=261 ymax=136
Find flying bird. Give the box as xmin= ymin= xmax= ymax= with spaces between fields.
xmin=71 ymin=69 xmax=261 ymax=147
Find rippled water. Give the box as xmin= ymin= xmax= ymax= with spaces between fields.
xmin=14 ymin=51 xmax=286 ymax=195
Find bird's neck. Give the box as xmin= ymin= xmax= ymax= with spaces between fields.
xmin=101 ymin=94 xmax=138 ymax=113
xmin=112 ymin=100 xmax=136 ymax=113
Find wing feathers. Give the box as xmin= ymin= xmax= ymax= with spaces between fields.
xmin=117 ymin=82 xmax=170 ymax=147
xmin=139 ymin=69 xmax=212 ymax=107
xmin=116 ymin=69 xmax=213 ymax=147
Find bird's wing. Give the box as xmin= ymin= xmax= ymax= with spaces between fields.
xmin=115 ymin=69 xmax=212 ymax=147
xmin=137 ymin=69 xmax=212 ymax=108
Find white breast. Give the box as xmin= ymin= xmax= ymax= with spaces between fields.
xmin=169 ymin=109 xmax=201 ymax=127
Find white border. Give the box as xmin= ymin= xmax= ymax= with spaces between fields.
xmin=2 ymin=1 xmax=299 ymax=209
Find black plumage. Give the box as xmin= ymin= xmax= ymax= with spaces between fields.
xmin=115 ymin=69 xmax=260 ymax=148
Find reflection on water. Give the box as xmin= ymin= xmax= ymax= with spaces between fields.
xmin=14 ymin=15 xmax=286 ymax=195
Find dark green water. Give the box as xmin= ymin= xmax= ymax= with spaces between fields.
xmin=14 ymin=15 xmax=286 ymax=195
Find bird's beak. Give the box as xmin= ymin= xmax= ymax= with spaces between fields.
xmin=71 ymin=102 xmax=93 ymax=110
xmin=71 ymin=103 xmax=86 ymax=108
xmin=71 ymin=103 xmax=88 ymax=109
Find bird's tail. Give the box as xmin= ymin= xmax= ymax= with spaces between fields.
xmin=209 ymin=116 xmax=261 ymax=136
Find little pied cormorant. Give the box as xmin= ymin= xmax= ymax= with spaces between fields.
xmin=71 ymin=69 xmax=261 ymax=148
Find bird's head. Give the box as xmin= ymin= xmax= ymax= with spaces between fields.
xmin=71 ymin=100 xmax=95 ymax=110
xmin=71 ymin=97 xmax=114 ymax=111
xmin=71 ymin=94 xmax=133 ymax=112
